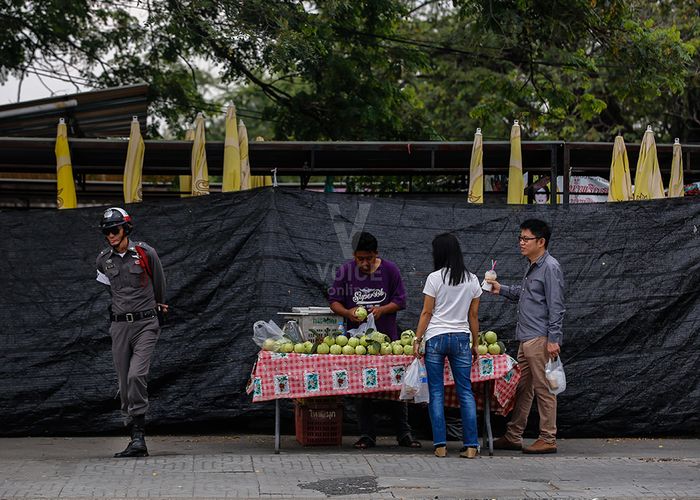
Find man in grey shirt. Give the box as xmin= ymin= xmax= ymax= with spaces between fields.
xmin=486 ymin=219 xmax=565 ymax=454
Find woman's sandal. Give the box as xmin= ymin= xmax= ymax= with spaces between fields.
xmin=459 ymin=446 xmax=479 ymax=459
xmin=398 ymin=435 xmax=422 ymax=448
xmin=434 ymin=445 xmax=447 ymax=457
xmin=353 ymin=436 xmax=376 ymax=450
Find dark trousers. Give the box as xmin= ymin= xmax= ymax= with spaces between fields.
xmin=356 ymin=398 xmax=412 ymax=442
xmin=110 ymin=317 xmax=160 ymax=419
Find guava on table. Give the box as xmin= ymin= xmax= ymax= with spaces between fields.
xmin=484 ymin=331 xmax=498 ymax=344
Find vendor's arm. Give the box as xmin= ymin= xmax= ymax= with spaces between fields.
xmin=328 ymin=262 xmax=356 ymax=320
xmin=373 ymin=263 xmax=407 ymax=321
xmin=413 ymin=294 xmax=435 ymax=357
xmin=330 ymin=301 xmax=360 ymax=322
xmin=544 ymin=262 xmax=565 ymax=357
xmin=370 ymin=301 xmax=401 ymax=321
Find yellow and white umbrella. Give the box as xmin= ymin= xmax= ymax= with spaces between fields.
xmin=249 ymin=137 xmax=260 ymax=189
xmin=180 ymin=127 xmax=194 ymax=197
xmin=507 ymin=120 xmax=524 ymax=204
xmin=253 ymin=136 xmax=273 ymax=187
xmin=222 ymin=105 xmax=241 ymax=192
xmin=633 ymin=126 xmax=665 ymax=200
xmin=190 ymin=113 xmax=210 ymax=196
xmin=123 ymin=116 xmax=144 ymax=203
xmin=607 ymin=136 xmax=632 ymax=202
xmin=668 ymin=138 xmax=684 ymax=198
xmin=55 ymin=118 xmax=77 ymax=209
xmin=467 ymin=128 xmax=483 ymax=203
xmin=239 ymin=119 xmax=251 ymax=190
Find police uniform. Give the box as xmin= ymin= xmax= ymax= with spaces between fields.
xmin=96 ymin=241 xmax=166 ymax=420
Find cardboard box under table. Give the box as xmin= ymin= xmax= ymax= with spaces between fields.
xmin=247 ymin=351 xmax=520 ymax=454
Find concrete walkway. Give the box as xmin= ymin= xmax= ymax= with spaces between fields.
xmin=1 ymin=435 xmax=698 ymax=498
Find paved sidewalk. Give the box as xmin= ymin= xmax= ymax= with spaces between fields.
xmin=1 ymin=435 xmax=698 ymax=498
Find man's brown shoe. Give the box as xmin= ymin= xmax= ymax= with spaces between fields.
xmin=492 ymin=436 xmax=522 ymax=451
xmin=522 ymin=439 xmax=557 ymax=454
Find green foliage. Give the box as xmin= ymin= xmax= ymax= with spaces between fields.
xmin=0 ymin=0 xmax=697 ymax=144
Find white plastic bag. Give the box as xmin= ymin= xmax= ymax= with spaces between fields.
xmin=400 ymin=358 xmax=424 ymax=400
xmin=413 ymin=361 xmax=430 ymax=404
xmin=252 ymin=320 xmax=284 ymax=348
xmin=347 ymin=313 xmax=376 ymax=338
xmin=545 ymin=357 xmax=566 ymax=395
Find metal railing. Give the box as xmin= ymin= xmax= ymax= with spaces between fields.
xmin=0 ymin=138 xmax=698 ymax=207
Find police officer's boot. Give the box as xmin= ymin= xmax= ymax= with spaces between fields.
xmin=114 ymin=415 xmax=149 ymax=458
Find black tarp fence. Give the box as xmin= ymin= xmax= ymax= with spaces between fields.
xmin=1 ymin=188 xmax=699 ymax=437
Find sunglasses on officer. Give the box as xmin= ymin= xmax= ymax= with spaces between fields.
xmin=102 ymin=226 xmax=123 ymax=236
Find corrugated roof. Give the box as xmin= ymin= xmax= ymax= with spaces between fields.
xmin=0 ymin=84 xmax=149 ymax=138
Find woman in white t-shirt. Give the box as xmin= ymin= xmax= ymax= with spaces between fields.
xmin=413 ymin=233 xmax=482 ymax=458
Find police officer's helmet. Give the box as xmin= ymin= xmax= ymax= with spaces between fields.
xmin=100 ymin=207 xmax=133 ymax=235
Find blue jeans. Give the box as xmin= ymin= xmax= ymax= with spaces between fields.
xmin=425 ymin=332 xmax=478 ymax=448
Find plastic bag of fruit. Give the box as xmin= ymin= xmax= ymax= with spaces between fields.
xmin=413 ymin=361 xmax=429 ymax=404
xmin=544 ymin=357 xmax=566 ymax=395
xmin=347 ymin=312 xmax=376 ymax=338
xmin=400 ymin=358 xmax=423 ymax=400
xmin=252 ymin=320 xmax=285 ymax=350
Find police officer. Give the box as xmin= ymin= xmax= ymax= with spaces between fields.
xmin=95 ymin=207 xmax=167 ymax=458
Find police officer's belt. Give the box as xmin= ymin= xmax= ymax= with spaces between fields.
xmin=110 ymin=308 xmax=157 ymax=323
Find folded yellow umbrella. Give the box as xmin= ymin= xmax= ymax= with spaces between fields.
xmin=468 ymin=128 xmax=484 ymax=204
xmin=55 ymin=118 xmax=77 ymax=209
xmin=507 ymin=120 xmax=524 ymax=204
xmin=191 ymin=113 xmax=210 ymax=196
xmin=668 ymin=139 xmax=684 ymax=198
xmin=254 ymin=136 xmax=273 ymax=187
xmin=239 ymin=119 xmax=251 ymax=190
xmin=222 ymin=105 xmax=241 ymax=192
xmin=180 ymin=128 xmax=194 ymax=198
xmin=123 ymin=116 xmax=144 ymax=203
xmin=607 ymin=136 xmax=632 ymax=202
xmin=633 ymin=126 xmax=665 ymax=200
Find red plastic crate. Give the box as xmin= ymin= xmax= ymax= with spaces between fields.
xmin=294 ymin=398 xmax=343 ymax=446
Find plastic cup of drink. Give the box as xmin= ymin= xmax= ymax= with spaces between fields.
xmin=482 ymin=270 xmax=497 ymax=291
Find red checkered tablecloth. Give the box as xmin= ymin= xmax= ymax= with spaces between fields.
xmin=248 ymin=351 xmax=520 ymax=415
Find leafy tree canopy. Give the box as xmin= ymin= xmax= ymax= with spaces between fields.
xmin=0 ymin=0 xmax=696 ymax=141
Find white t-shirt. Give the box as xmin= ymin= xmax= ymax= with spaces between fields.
xmin=423 ymin=268 xmax=482 ymax=342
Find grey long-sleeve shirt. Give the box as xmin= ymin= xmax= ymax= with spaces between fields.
xmin=500 ymin=251 xmax=565 ymax=345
